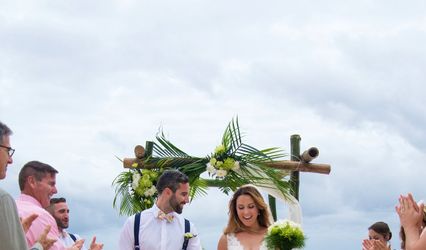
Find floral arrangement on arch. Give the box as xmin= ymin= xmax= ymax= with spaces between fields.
xmin=265 ymin=219 xmax=306 ymax=250
xmin=113 ymin=118 xmax=291 ymax=216
xmin=206 ymin=144 xmax=240 ymax=177
xmin=113 ymin=168 xmax=163 ymax=213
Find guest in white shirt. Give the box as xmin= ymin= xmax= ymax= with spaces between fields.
xmin=46 ymin=197 xmax=102 ymax=250
xmin=119 ymin=170 xmax=202 ymax=250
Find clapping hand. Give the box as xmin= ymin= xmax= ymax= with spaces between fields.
xmin=89 ymin=236 xmax=104 ymax=250
xmin=68 ymin=239 xmax=85 ymax=250
xmin=20 ymin=213 xmax=39 ymax=233
xmin=362 ymin=239 xmax=390 ymax=250
xmin=396 ymin=193 xmax=424 ymax=230
xmin=37 ymin=225 xmax=57 ymax=250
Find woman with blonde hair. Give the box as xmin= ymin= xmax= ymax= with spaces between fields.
xmin=217 ymin=184 xmax=273 ymax=250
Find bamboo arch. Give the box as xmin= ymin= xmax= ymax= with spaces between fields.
xmin=118 ymin=134 xmax=331 ymax=222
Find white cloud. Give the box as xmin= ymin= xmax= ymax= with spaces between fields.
xmin=2 ymin=1 xmax=426 ymax=249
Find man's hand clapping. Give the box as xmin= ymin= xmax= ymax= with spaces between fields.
xmin=37 ymin=225 xmax=57 ymax=250
xmin=89 ymin=236 xmax=104 ymax=250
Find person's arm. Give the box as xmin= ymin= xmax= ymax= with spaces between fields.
xmin=0 ymin=192 xmax=31 ymax=249
xmin=187 ymin=222 xmax=202 ymax=250
xmin=118 ymin=216 xmax=135 ymax=250
xmin=217 ymin=234 xmax=228 ymax=250
xmin=396 ymin=193 xmax=426 ymax=250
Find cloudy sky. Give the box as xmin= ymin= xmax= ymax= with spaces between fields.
xmin=1 ymin=0 xmax=426 ymax=249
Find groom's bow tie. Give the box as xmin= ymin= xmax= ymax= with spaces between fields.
xmin=157 ymin=210 xmax=174 ymax=223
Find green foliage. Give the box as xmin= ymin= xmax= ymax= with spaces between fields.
xmin=205 ymin=117 xmax=290 ymax=197
xmin=112 ymin=117 xmax=291 ymax=215
xmin=112 ymin=169 xmax=162 ymax=216
xmin=265 ymin=220 xmax=306 ymax=250
xmin=112 ymin=171 xmax=140 ymax=216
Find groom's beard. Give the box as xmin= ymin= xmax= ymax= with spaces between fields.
xmin=169 ymin=194 xmax=184 ymax=214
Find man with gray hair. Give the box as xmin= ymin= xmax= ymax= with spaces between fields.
xmin=0 ymin=120 xmax=54 ymax=250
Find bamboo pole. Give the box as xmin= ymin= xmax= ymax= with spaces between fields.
xmin=268 ymin=193 xmax=277 ymax=222
xmin=290 ymin=135 xmax=301 ymax=200
xmin=265 ymin=161 xmax=330 ymax=175
xmin=123 ymin=157 xmax=331 ymax=174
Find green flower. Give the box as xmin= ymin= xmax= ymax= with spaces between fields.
xmin=140 ymin=178 xmax=153 ymax=188
xmin=184 ymin=233 xmax=196 ymax=239
xmin=265 ymin=219 xmax=305 ymax=250
xmin=149 ymin=171 xmax=158 ymax=179
xmin=222 ymin=158 xmax=235 ymax=170
xmin=214 ymin=144 xmax=225 ymax=154
xmin=215 ymin=161 xmax=223 ymax=168
xmin=209 ymin=157 xmax=217 ymax=166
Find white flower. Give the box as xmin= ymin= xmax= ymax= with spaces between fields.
xmin=144 ymin=185 xmax=157 ymax=196
xmin=132 ymin=172 xmax=141 ymax=189
xmin=268 ymin=219 xmax=303 ymax=233
xmin=232 ymin=161 xmax=240 ymax=171
xmin=216 ymin=169 xmax=227 ymax=177
xmin=206 ymin=163 xmax=217 ymax=175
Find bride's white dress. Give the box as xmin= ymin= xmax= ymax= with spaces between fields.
xmin=227 ymin=233 xmax=268 ymax=250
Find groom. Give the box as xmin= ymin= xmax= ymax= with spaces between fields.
xmin=118 ymin=169 xmax=202 ymax=250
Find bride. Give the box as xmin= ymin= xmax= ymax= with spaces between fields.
xmin=217 ymin=185 xmax=273 ymax=250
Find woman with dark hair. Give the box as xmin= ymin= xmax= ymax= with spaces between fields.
xmin=217 ymin=184 xmax=272 ymax=250
xmin=362 ymin=221 xmax=392 ymax=250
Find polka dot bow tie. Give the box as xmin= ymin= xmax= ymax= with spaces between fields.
xmin=157 ymin=210 xmax=174 ymax=223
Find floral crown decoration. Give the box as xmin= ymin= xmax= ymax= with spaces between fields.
xmin=113 ymin=117 xmax=291 ymax=216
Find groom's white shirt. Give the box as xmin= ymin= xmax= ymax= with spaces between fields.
xmin=118 ymin=204 xmax=202 ymax=250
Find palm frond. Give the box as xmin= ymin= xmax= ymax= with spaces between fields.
xmin=188 ymin=177 xmax=209 ymax=200
xmin=113 ymin=117 xmax=292 ymax=216
xmin=237 ymin=144 xmax=285 ymax=162
xmin=112 ymin=171 xmax=136 ymax=216
xmin=147 ymin=157 xmax=200 ymax=169
xmin=222 ymin=117 xmax=243 ymax=155
xmin=154 ymin=132 xmax=190 ymax=158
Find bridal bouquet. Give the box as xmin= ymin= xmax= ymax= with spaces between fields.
xmin=265 ymin=219 xmax=305 ymax=250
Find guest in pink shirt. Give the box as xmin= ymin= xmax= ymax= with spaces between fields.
xmin=15 ymin=161 xmax=88 ymax=250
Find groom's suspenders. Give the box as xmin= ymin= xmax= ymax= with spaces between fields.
xmin=182 ymin=219 xmax=190 ymax=249
xmin=133 ymin=212 xmax=191 ymax=250
xmin=133 ymin=213 xmax=141 ymax=250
